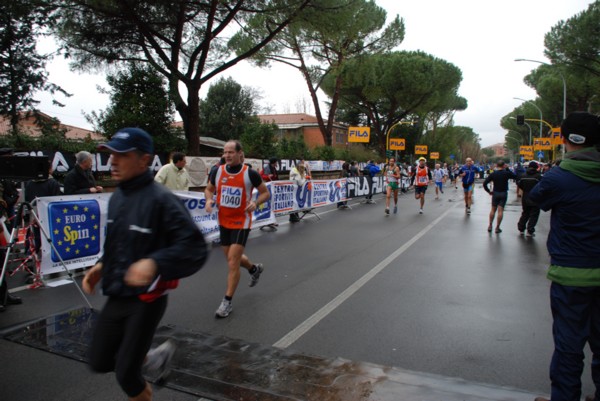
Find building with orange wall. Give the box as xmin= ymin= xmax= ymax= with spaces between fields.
xmin=0 ymin=112 xmax=103 ymax=141
xmin=258 ymin=113 xmax=349 ymax=149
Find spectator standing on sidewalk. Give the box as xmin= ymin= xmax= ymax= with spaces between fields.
xmin=289 ymin=162 xmax=308 ymax=221
xmin=337 ymin=162 xmax=351 ymax=210
xmin=154 ymin=152 xmax=191 ymax=191
xmin=0 ymin=148 xmax=22 ymax=312
xmin=260 ymin=157 xmax=279 ymax=182
xmin=529 ymin=112 xmax=600 ymax=401
xmin=516 ymin=161 xmax=542 ymax=236
xmin=64 ymin=151 xmax=103 ymax=195
xmin=363 ymin=160 xmax=380 ymax=204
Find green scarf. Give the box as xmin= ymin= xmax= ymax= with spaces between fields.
xmin=560 ymin=147 xmax=600 ymax=183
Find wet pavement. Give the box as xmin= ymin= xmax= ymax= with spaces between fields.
xmin=0 ymin=181 xmax=593 ymax=400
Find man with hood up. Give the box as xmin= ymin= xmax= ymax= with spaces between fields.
xmin=530 ymin=112 xmax=600 ymax=401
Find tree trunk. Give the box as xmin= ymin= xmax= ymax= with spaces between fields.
xmin=174 ymin=85 xmax=201 ymax=156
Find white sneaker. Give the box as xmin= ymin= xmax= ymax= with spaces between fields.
xmin=249 ymin=263 xmax=264 ymax=287
xmin=144 ymin=340 xmax=176 ymax=381
xmin=215 ymin=298 xmax=233 ymax=318
xmin=419 ymin=208 xmax=423 ymax=214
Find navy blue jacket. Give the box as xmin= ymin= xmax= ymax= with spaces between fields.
xmin=101 ymin=170 xmax=207 ymax=297
xmin=529 ymin=163 xmax=600 ymax=271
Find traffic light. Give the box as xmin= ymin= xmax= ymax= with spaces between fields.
xmin=516 ymin=115 xmax=525 ymax=125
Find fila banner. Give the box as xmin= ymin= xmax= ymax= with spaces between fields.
xmin=348 ymin=126 xmax=370 ymax=143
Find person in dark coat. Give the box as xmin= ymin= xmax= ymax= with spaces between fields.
xmin=64 ymin=151 xmax=103 ymax=195
xmin=530 ymin=112 xmax=600 ymax=401
xmin=516 ymin=161 xmax=542 ymax=236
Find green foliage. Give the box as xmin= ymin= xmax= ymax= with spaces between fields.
xmin=200 ymin=77 xmax=258 ymax=141
xmin=326 ymin=51 xmax=466 ymax=154
xmin=54 ymin=0 xmax=313 ymax=155
xmin=511 ymin=1 xmax=600 ymax=126
xmin=312 ymin=145 xmax=335 ymax=161
xmin=86 ymin=63 xmax=185 ymax=152
xmin=239 ymin=118 xmax=277 ymax=159
xmin=275 ymin=137 xmax=310 ymax=160
xmin=232 ymin=0 xmax=405 ymax=146
xmin=0 ymin=0 xmax=69 ymax=132
xmin=334 ymin=145 xmax=378 ymax=163
xmin=0 ymin=131 xmax=98 ymax=153
xmin=545 ymin=1 xmax=600 ymax=77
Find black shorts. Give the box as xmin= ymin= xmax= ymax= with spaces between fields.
xmin=219 ymin=226 xmax=251 ymax=247
xmin=415 ymin=186 xmax=428 ymax=195
xmin=491 ymin=192 xmax=508 ymax=208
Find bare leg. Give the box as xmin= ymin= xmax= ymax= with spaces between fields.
xmin=488 ymin=205 xmax=497 ymax=228
xmin=496 ymin=206 xmax=504 ymax=229
xmin=386 ymin=186 xmax=391 ymax=209
xmin=222 ymin=244 xmax=246 ymax=298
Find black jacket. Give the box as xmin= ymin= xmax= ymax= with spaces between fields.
xmin=25 ymin=178 xmax=62 ymax=202
xmin=100 ymin=170 xmax=207 ymax=297
xmin=517 ymin=167 xmax=542 ymax=205
xmin=64 ymin=164 xmax=97 ymax=195
xmin=483 ymin=168 xmax=517 ymax=193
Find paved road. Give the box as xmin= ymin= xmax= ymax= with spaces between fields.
xmin=0 ymin=181 xmax=595 ymax=400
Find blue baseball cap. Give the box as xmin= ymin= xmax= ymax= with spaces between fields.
xmin=98 ymin=127 xmax=154 ymax=154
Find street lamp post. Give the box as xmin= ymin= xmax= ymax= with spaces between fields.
xmin=505 ymin=136 xmax=522 ymax=164
xmin=515 ymin=58 xmax=567 ymax=120
xmin=386 ymin=120 xmax=416 ymax=162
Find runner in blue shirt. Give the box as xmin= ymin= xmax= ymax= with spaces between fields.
xmin=459 ymin=157 xmax=477 ymax=214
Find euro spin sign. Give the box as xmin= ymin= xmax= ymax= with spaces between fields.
xmin=48 ymin=200 xmax=101 ymax=262
xmin=389 ymin=138 xmax=405 ymax=150
xmin=534 ymin=138 xmax=553 ymax=150
xmin=348 ymin=126 xmax=370 ymax=143
xmin=415 ymin=145 xmax=428 ymax=155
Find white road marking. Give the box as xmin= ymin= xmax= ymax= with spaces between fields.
xmin=272 ymin=201 xmax=459 ymax=349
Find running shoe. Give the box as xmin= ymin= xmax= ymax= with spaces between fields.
xmin=519 ymin=230 xmax=524 ymax=235
xmin=419 ymin=208 xmax=423 ymax=214
xmin=215 ymin=298 xmax=233 ymax=318
xmin=466 ymin=207 xmax=471 ymax=215
xmin=385 ymin=208 xmax=389 ymax=215
xmin=393 ymin=205 xmax=397 ymax=214
xmin=487 ymin=226 xmax=492 ymax=233
xmin=526 ymin=231 xmax=535 ymax=237
xmin=144 ymin=339 xmax=176 ymax=381
xmin=495 ymin=227 xmax=502 ymax=234
xmin=249 ymin=263 xmax=264 ymax=287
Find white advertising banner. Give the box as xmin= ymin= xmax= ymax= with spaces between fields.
xmin=34 ymin=178 xmax=352 ymax=276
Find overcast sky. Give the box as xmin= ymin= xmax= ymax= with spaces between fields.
xmin=35 ymin=0 xmax=593 ymax=148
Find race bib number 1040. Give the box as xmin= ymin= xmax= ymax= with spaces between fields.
xmin=220 ymin=185 xmax=243 ymax=208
